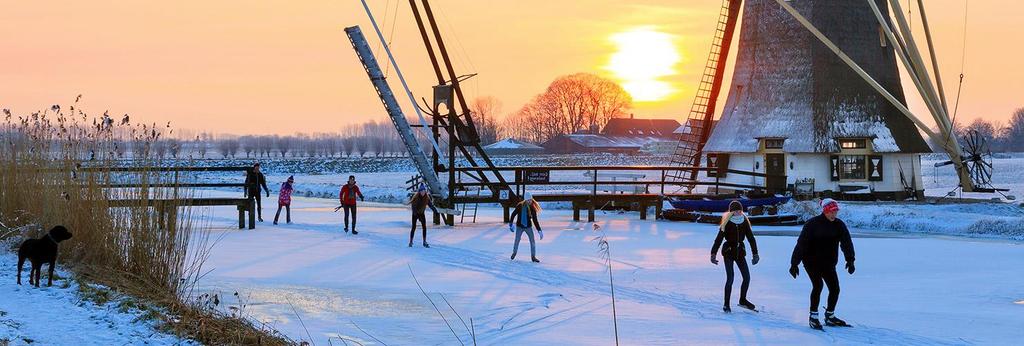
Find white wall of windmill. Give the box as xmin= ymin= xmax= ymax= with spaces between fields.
xmin=709 ymin=152 xmax=924 ymax=194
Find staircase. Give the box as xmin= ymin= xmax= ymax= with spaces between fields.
xmin=345 ymin=26 xmax=447 ymax=199
xmin=667 ymin=0 xmax=743 ymax=184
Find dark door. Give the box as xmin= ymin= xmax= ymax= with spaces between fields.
xmin=765 ymin=154 xmax=786 ymax=192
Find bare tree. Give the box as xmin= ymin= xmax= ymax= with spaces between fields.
xmin=470 ymin=96 xmax=502 ymax=145
xmin=218 ymin=139 xmax=240 ymax=158
xmin=1005 ymin=108 xmax=1024 ymax=151
xmin=273 ymin=135 xmax=293 ymax=157
xmin=502 ymin=73 xmax=632 ymax=143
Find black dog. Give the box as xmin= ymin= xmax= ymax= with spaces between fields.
xmin=17 ymin=225 xmax=73 ymax=287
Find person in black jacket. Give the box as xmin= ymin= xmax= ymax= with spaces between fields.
xmin=508 ymin=192 xmax=543 ymax=263
xmin=407 ymin=184 xmax=439 ymax=248
xmin=711 ymin=200 xmax=759 ymax=312
xmin=245 ymin=163 xmax=271 ymax=222
xmin=789 ymin=198 xmax=856 ymax=330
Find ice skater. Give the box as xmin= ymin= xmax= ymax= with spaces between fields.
xmin=508 ymin=192 xmax=543 ymax=263
xmin=339 ymin=175 xmax=364 ymax=234
xmin=407 ymin=184 xmax=438 ymax=248
xmin=789 ymin=198 xmax=856 ymax=330
xmin=245 ymin=162 xmax=270 ymax=222
xmin=273 ymin=175 xmax=294 ymax=225
xmin=711 ymin=200 xmax=759 ymax=313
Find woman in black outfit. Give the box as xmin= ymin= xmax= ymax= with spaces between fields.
xmin=710 ymin=200 xmax=759 ymax=312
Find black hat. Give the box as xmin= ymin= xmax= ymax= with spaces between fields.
xmin=728 ymin=200 xmax=743 ymax=212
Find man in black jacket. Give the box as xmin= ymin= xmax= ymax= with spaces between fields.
xmin=245 ymin=163 xmax=271 ymax=222
xmin=789 ymin=198 xmax=855 ymax=330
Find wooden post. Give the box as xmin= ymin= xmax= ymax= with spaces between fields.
xmin=168 ymin=205 xmax=178 ymax=234
xmin=237 ymin=205 xmax=245 ymax=229
xmin=248 ymin=200 xmax=256 ymax=229
xmin=573 ymin=201 xmax=581 ymax=221
xmin=655 ymin=196 xmax=664 ymax=220
xmin=640 ymin=201 xmax=648 ymax=220
xmin=503 ymin=203 xmax=510 ymax=223
xmin=660 ymin=169 xmax=666 ymax=195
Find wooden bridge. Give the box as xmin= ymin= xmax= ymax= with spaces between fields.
xmin=442 ymin=165 xmax=785 ymax=222
xmin=78 ymin=166 xmax=259 ymax=229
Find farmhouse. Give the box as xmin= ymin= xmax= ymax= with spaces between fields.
xmin=542 ymin=117 xmax=680 ymax=154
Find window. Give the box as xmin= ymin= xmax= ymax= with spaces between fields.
xmin=839 ymin=139 xmax=867 ymax=149
xmin=839 ymin=155 xmax=867 ymax=180
xmin=764 ymin=138 xmax=785 ymax=149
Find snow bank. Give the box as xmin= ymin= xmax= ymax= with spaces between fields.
xmin=0 ymin=253 xmax=190 ymax=345
xmin=780 ymin=200 xmax=1024 ymax=240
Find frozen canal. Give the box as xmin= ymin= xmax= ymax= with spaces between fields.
xmin=192 ymin=195 xmax=1024 ymax=345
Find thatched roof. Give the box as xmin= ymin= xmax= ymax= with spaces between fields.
xmin=704 ymin=0 xmax=930 ymax=154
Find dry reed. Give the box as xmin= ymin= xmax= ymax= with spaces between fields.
xmin=0 ymin=98 xmax=291 ymax=345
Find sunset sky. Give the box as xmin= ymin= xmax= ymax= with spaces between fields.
xmin=1 ymin=0 xmax=1020 ymax=136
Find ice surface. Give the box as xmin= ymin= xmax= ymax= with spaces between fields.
xmin=187 ymin=193 xmax=1024 ymax=345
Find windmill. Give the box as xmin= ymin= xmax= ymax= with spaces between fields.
xmin=668 ymin=0 xmax=1004 ymax=196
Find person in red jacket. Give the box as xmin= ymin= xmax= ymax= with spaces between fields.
xmin=339 ymin=175 xmax=364 ymax=234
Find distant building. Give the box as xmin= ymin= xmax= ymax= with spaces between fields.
xmin=541 ymin=116 xmax=680 ymax=154
xmin=482 ymin=138 xmax=545 ymax=155
xmin=673 ymin=118 xmax=719 ymax=144
xmin=602 ymin=116 xmax=680 ymax=138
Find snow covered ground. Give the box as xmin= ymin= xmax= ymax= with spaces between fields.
xmin=0 ymin=253 xmax=190 ymax=345
xmin=191 ymin=194 xmax=1024 ymax=345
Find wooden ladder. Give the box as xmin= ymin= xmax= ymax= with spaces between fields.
xmin=667 ymin=0 xmax=743 ymax=184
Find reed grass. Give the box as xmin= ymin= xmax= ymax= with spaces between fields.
xmin=0 ymin=99 xmax=291 ymax=345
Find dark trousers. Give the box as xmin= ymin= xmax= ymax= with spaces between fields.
xmin=806 ymin=266 xmax=840 ymax=312
xmin=249 ymin=190 xmax=263 ymax=219
xmin=343 ymin=205 xmax=357 ymax=230
xmin=410 ymin=213 xmax=427 ymax=244
xmin=724 ymin=257 xmax=751 ymax=305
xmin=274 ymin=204 xmax=290 ymax=224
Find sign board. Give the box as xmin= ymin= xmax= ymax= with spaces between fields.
xmin=498 ymin=189 xmax=510 ymax=201
xmin=524 ymin=169 xmax=550 ymax=183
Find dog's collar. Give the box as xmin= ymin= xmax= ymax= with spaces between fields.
xmin=47 ymin=233 xmax=59 ymax=244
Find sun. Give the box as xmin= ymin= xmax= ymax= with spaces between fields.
xmin=606 ymin=27 xmax=681 ymax=102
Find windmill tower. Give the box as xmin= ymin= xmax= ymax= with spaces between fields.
xmin=702 ymin=0 xmax=931 ymax=199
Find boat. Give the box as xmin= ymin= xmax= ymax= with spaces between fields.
xmin=662 ymin=209 xmax=803 ymax=226
xmin=668 ymin=195 xmax=792 ymax=213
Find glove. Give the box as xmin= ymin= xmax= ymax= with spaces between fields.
xmin=846 ymin=261 xmax=855 ymax=275
xmin=789 ymin=265 xmax=799 ymax=279
xmin=360 ymin=196 xmax=365 ymax=201
xmin=710 ymin=254 xmax=718 ymax=265
xmin=538 ymin=230 xmax=544 ymax=240
xmin=752 ymin=254 xmax=760 ymax=265
xmin=509 ymin=224 xmax=515 ymax=232
xmin=266 ymin=192 xmax=270 ymax=198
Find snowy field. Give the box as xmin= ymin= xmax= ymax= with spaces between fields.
xmin=190 ymin=194 xmax=1024 ymax=345
xmin=0 ymin=253 xmax=190 ymax=345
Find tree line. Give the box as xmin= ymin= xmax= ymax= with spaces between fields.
xmin=933 ymin=108 xmax=1024 ymax=152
